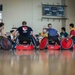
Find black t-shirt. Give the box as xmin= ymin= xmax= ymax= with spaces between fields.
xmin=17 ymin=26 xmax=33 ymax=37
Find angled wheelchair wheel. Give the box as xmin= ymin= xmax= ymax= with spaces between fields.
xmin=40 ymin=37 xmax=48 ymax=50
xmin=61 ymin=37 xmax=73 ymax=50
xmin=0 ymin=37 xmax=12 ymax=50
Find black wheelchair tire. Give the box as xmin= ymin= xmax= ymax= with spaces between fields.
xmin=0 ymin=37 xmax=12 ymax=50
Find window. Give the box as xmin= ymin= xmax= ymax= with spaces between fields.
xmin=0 ymin=4 xmax=3 ymax=22
xmin=42 ymin=4 xmax=66 ymax=17
xmin=0 ymin=12 xmax=2 ymax=22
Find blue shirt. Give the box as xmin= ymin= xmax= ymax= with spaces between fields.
xmin=47 ymin=28 xmax=58 ymax=36
xmin=17 ymin=26 xmax=33 ymax=37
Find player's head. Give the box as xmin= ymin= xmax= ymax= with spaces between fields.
xmin=61 ymin=27 xmax=66 ymax=32
xmin=10 ymin=30 xmax=15 ymax=35
xmin=22 ymin=21 xmax=27 ymax=26
xmin=69 ymin=23 xmax=74 ymax=29
xmin=48 ymin=23 xmax=52 ymax=28
xmin=0 ymin=22 xmax=4 ymax=28
xmin=43 ymin=28 xmax=47 ymax=33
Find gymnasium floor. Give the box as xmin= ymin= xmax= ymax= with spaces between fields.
xmin=0 ymin=50 xmax=75 ymax=75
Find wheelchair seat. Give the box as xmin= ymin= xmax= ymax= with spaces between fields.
xmin=18 ymin=36 xmax=32 ymax=45
xmin=48 ymin=39 xmax=56 ymax=45
xmin=16 ymin=36 xmax=35 ymax=50
xmin=48 ymin=35 xmax=60 ymax=45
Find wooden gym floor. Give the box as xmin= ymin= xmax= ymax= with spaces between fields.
xmin=0 ymin=50 xmax=75 ymax=75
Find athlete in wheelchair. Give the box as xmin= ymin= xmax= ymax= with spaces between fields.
xmin=47 ymin=23 xmax=60 ymax=45
xmin=0 ymin=22 xmax=12 ymax=50
xmin=16 ymin=21 xmax=37 ymax=50
xmin=39 ymin=24 xmax=60 ymax=50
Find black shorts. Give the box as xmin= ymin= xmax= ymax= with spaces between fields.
xmin=18 ymin=36 xmax=31 ymax=44
xmin=72 ymin=36 xmax=75 ymax=43
xmin=48 ymin=36 xmax=60 ymax=45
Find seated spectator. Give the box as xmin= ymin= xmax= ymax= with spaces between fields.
xmin=8 ymin=30 xmax=17 ymax=50
xmin=60 ymin=27 xmax=68 ymax=39
xmin=8 ymin=30 xmax=15 ymax=44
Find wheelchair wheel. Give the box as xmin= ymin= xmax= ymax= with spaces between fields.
xmin=40 ymin=37 xmax=48 ymax=50
xmin=61 ymin=37 xmax=73 ymax=50
xmin=0 ymin=37 xmax=12 ymax=50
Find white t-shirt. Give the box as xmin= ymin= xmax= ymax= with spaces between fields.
xmin=10 ymin=34 xmax=14 ymax=40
